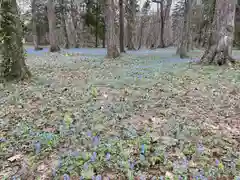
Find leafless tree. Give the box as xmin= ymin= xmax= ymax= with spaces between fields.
xmin=126 ymin=0 xmax=136 ymax=50
xmin=176 ymin=0 xmax=192 ymax=58
xmin=31 ymin=0 xmax=42 ymax=50
xmin=105 ymin=0 xmax=120 ymax=58
xmin=200 ymin=0 xmax=236 ymax=65
xmin=119 ymin=0 xmax=125 ymax=52
xmin=59 ymin=0 xmax=69 ymax=49
xmin=47 ymin=0 xmax=60 ymax=52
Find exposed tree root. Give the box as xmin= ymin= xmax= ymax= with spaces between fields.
xmin=201 ymin=45 xmax=236 ymax=66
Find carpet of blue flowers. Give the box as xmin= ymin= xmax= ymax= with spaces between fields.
xmin=0 ymin=48 xmax=240 ymax=179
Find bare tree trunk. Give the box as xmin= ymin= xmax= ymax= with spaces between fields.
xmin=47 ymin=0 xmax=60 ymax=52
xmin=0 ymin=0 xmax=31 ymax=81
xmin=31 ymin=0 xmax=42 ymax=51
xmin=102 ymin=19 xmax=106 ymax=48
xmin=60 ymin=0 xmax=69 ymax=49
xmin=177 ymin=0 xmax=191 ymax=58
xmin=163 ymin=0 xmax=173 ymax=46
xmin=201 ymin=0 xmax=235 ymax=65
xmin=105 ymin=0 xmax=120 ymax=58
xmin=70 ymin=0 xmax=80 ymax=48
xmin=119 ymin=0 xmax=125 ymax=52
xmin=126 ymin=0 xmax=136 ymax=50
xmin=187 ymin=0 xmax=193 ymax=51
xmin=158 ymin=1 xmax=165 ymax=48
xmin=138 ymin=19 xmax=144 ymax=50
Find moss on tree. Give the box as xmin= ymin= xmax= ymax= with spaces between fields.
xmin=0 ymin=0 xmax=31 ymax=81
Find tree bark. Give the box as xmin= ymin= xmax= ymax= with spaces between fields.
xmin=119 ymin=0 xmax=125 ymax=52
xmin=0 ymin=0 xmax=31 ymax=81
xmin=126 ymin=0 xmax=136 ymax=50
xmin=201 ymin=0 xmax=236 ymax=65
xmin=158 ymin=0 xmax=165 ymax=48
xmin=102 ymin=19 xmax=106 ymax=48
xmin=95 ymin=2 xmax=99 ymax=48
xmin=60 ymin=0 xmax=69 ymax=49
xmin=70 ymin=0 xmax=80 ymax=48
xmin=31 ymin=0 xmax=42 ymax=51
xmin=177 ymin=0 xmax=191 ymax=58
xmin=138 ymin=0 xmax=150 ymax=50
xmin=163 ymin=0 xmax=173 ymax=46
xmin=138 ymin=19 xmax=144 ymax=50
xmin=105 ymin=0 xmax=120 ymax=58
xmin=47 ymin=0 xmax=60 ymax=52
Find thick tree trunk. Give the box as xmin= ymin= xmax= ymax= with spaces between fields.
xmin=177 ymin=0 xmax=191 ymax=58
xmin=105 ymin=0 xmax=120 ymax=58
xmin=31 ymin=0 xmax=42 ymax=51
xmin=201 ymin=0 xmax=235 ymax=65
xmin=158 ymin=1 xmax=165 ymax=48
xmin=126 ymin=0 xmax=136 ymax=50
xmin=60 ymin=0 xmax=69 ymax=49
xmin=95 ymin=2 xmax=99 ymax=48
xmin=47 ymin=0 xmax=60 ymax=52
xmin=0 ymin=0 xmax=31 ymax=81
xmin=70 ymin=0 xmax=80 ymax=48
xmin=163 ymin=0 xmax=173 ymax=46
xmin=119 ymin=0 xmax=125 ymax=52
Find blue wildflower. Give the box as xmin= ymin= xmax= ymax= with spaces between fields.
xmin=91 ymin=152 xmax=97 ymax=161
xmin=140 ymin=175 xmax=146 ymax=180
xmin=159 ymin=176 xmax=164 ymax=180
xmin=92 ymin=136 xmax=100 ymax=146
xmin=87 ymin=130 xmax=92 ymax=137
xmin=80 ymin=176 xmax=84 ymax=180
xmin=34 ymin=141 xmax=41 ymax=154
xmin=29 ymin=131 xmax=36 ymax=137
xmin=128 ymin=160 xmax=136 ymax=169
xmin=71 ymin=151 xmax=80 ymax=157
xmin=83 ymin=162 xmax=88 ymax=170
xmin=215 ymin=159 xmax=220 ymax=166
xmin=106 ymin=152 xmax=111 ymax=161
xmin=0 ymin=137 xmax=6 ymax=143
xmin=199 ymin=169 xmax=204 ymax=175
xmin=198 ymin=175 xmax=208 ymax=180
xmin=182 ymin=157 xmax=188 ymax=169
xmin=63 ymin=174 xmax=70 ymax=180
xmin=141 ymin=144 xmax=145 ymax=154
xmin=91 ymin=152 xmax=97 ymax=162
xmin=96 ymin=175 xmax=102 ymax=180
xmin=197 ymin=142 xmax=204 ymax=154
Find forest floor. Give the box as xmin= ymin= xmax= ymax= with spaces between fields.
xmin=1 ymin=48 xmax=240 ymax=179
